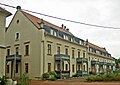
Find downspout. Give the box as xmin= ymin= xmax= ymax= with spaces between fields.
xmin=42 ymin=29 xmax=45 ymax=74
xmin=43 ymin=40 xmax=45 ymax=73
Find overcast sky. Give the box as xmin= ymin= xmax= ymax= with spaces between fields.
xmin=0 ymin=0 xmax=120 ymax=58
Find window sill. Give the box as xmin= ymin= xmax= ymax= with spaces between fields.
xmin=15 ymin=39 xmax=19 ymax=41
xmin=24 ymin=54 xmax=30 ymax=56
xmin=47 ymin=54 xmax=52 ymax=56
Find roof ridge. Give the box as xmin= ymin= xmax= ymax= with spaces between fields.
xmin=21 ymin=10 xmax=40 ymax=20
xmin=87 ymin=41 xmax=108 ymax=52
xmin=21 ymin=10 xmax=73 ymax=35
xmin=0 ymin=6 xmax=12 ymax=16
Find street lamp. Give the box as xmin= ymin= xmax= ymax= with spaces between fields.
xmin=39 ymin=19 xmax=44 ymax=29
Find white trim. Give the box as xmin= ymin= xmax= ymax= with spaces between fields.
xmin=0 ymin=45 xmax=6 ymax=48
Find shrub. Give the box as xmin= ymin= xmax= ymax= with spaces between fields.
xmin=17 ymin=73 xmax=31 ymax=85
xmin=72 ymin=73 xmax=79 ymax=77
xmin=104 ymin=73 xmax=114 ymax=78
xmin=87 ymin=71 xmax=120 ymax=82
xmin=42 ymin=71 xmax=57 ymax=81
xmin=95 ymin=75 xmax=103 ymax=81
xmin=0 ymin=76 xmax=7 ymax=85
xmin=89 ymin=71 xmax=93 ymax=75
xmin=42 ymin=73 xmax=49 ymax=80
xmin=48 ymin=71 xmax=57 ymax=81
xmin=87 ymin=75 xmax=97 ymax=82
xmin=48 ymin=71 xmax=57 ymax=77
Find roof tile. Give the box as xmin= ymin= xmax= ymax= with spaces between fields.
xmin=86 ymin=41 xmax=108 ymax=53
xmin=22 ymin=11 xmax=73 ymax=35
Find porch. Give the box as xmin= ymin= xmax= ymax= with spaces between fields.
xmin=76 ymin=57 xmax=88 ymax=76
xmin=54 ymin=54 xmax=70 ymax=79
xmin=6 ymin=54 xmax=22 ymax=79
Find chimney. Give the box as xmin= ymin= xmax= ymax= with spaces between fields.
xmin=86 ymin=39 xmax=88 ymax=42
xmin=86 ymin=39 xmax=88 ymax=45
xmin=64 ymin=26 xmax=66 ymax=30
xmin=61 ymin=24 xmax=64 ymax=28
xmin=66 ymin=28 xmax=69 ymax=31
xmin=103 ymin=47 xmax=106 ymax=50
xmin=16 ymin=6 xmax=21 ymax=10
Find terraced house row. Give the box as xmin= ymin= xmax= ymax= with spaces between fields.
xmin=0 ymin=6 xmax=115 ymax=79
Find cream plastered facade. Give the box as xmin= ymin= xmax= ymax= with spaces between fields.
xmin=5 ymin=9 xmax=88 ymax=79
xmin=44 ymin=34 xmax=88 ymax=77
xmin=5 ymin=10 xmax=44 ymax=78
xmin=88 ymin=52 xmax=115 ymax=74
xmin=5 ymin=9 xmax=115 ymax=79
xmin=0 ymin=7 xmax=11 ymax=77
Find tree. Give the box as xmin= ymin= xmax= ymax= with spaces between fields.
xmin=115 ymin=58 xmax=120 ymax=68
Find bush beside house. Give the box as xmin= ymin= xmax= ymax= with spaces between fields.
xmin=87 ymin=70 xmax=120 ymax=82
xmin=42 ymin=71 xmax=57 ymax=81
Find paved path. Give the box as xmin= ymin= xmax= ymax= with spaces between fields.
xmin=31 ymin=77 xmax=120 ymax=85
xmin=31 ymin=80 xmax=120 ymax=85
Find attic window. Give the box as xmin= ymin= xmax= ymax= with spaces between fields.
xmin=17 ymin=19 xmax=19 ymax=24
xmin=15 ymin=32 xmax=20 ymax=41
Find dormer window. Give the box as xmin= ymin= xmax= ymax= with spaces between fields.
xmin=54 ymin=31 xmax=57 ymax=36
xmin=71 ymin=37 xmax=73 ymax=42
xmin=64 ymin=35 xmax=68 ymax=40
xmin=50 ymin=29 xmax=54 ymax=35
xmin=50 ymin=29 xmax=57 ymax=36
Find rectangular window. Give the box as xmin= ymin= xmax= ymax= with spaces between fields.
xmin=7 ymin=49 xmax=10 ymax=56
xmin=72 ymin=64 xmax=75 ymax=72
xmin=54 ymin=31 xmax=57 ymax=36
xmin=78 ymin=64 xmax=80 ymax=70
xmin=16 ymin=63 xmax=18 ymax=73
xmin=47 ymin=44 xmax=51 ymax=55
xmin=83 ymin=65 xmax=85 ymax=71
xmin=48 ymin=63 xmax=51 ymax=72
xmin=7 ymin=65 xmax=9 ymax=73
xmin=72 ymin=50 xmax=74 ymax=58
xmin=65 ymin=64 xmax=68 ymax=71
xmin=16 ymin=47 xmax=19 ymax=55
xmin=25 ymin=45 xmax=29 ymax=56
xmin=57 ymin=63 xmax=60 ymax=70
xmin=71 ymin=38 xmax=73 ymax=42
xmin=57 ymin=46 xmax=60 ymax=54
xmin=50 ymin=29 xmax=54 ymax=35
xmin=83 ymin=52 xmax=85 ymax=58
xmin=63 ymin=35 xmax=66 ymax=39
xmin=64 ymin=35 xmax=68 ymax=40
xmin=89 ymin=57 xmax=90 ymax=61
xmin=25 ymin=63 xmax=29 ymax=73
xmin=15 ymin=33 xmax=19 ymax=40
xmin=62 ymin=62 xmax=64 ymax=70
xmin=78 ymin=51 xmax=80 ymax=58
xmin=65 ymin=48 xmax=68 ymax=55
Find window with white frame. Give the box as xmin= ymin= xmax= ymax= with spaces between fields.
xmin=25 ymin=63 xmax=29 ymax=73
xmin=50 ymin=29 xmax=54 ymax=35
xmin=65 ymin=48 xmax=68 ymax=55
xmin=7 ymin=49 xmax=10 ymax=56
xmin=72 ymin=49 xmax=75 ymax=58
xmin=57 ymin=46 xmax=60 ymax=54
xmin=54 ymin=31 xmax=57 ymax=36
xmin=47 ymin=44 xmax=51 ymax=55
xmin=25 ymin=45 xmax=29 ymax=56
xmin=16 ymin=47 xmax=19 ymax=55
xmin=78 ymin=51 xmax=80 ymax=58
